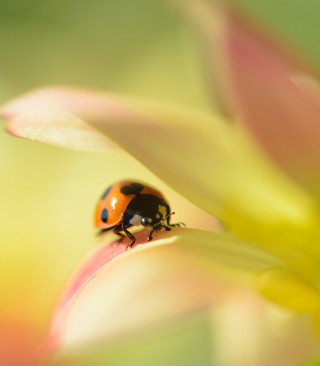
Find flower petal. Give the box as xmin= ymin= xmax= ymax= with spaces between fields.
xmin=1 ymin=88 xmax=122 ymax=152
xmin=257 ymin=267 xmax=320 ymax=313
xmin=58 ymin=314 xmax=213 ymax=366
xmin=210 ymin=289 xmax=320 ymax=366
xmin=40 ymin=228 xmax=280 ymax=355
xmin=1 ymin=86 xmax=315 ymax=226
xmin=187 ymin=2 xmax=320 ymax=196
xmin=225 ymin=12 xmax=320 ymax=195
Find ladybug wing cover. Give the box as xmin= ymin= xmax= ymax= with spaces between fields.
xmin=95 ymin=182 xmax=135 ymax=229
xmin=139 ymin=185 xmax=165 ymax=200
xmin=95 ymin=181 xmax=166 ymax=229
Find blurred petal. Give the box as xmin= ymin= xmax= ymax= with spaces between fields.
xmin=187 ymin=1 xmax=320 ymax=196
xmin=225 ymin=11 xmax=320 ymax=197
xmin=57 ymin=315 xmax=213 ymax=366
xmin=1 ymin=87 xmax=314 ymax=225
xmin=41 ymin=228 xmax=281 ymax=355
xmin=211 ymin=289 xmax=320 ymax=366
xmin=1 ymin=88 xmax=122 ymax=152
xmin=257 ymin=267 xmax=320 ymax=313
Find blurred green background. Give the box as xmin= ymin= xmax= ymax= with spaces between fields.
xmin=0 ymin=0 xmax=210 ymax=104
xmin=2 ymin=0 xmax=320 ymax=365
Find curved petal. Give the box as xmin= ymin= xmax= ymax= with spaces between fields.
xmin=1 ymin=88 xmax=122 ymax=152
xmin=225 ymin=11 xmax=320 ymax=197
xmin=56 ymin=289 xmax=320 ymax=366
xmin=257 ymin=266 xmax=320 ymax=313
xmin=40 ymin=227 xmax=281 ymax=355
xmin=185 ymin=1 xmax=320 ymax=197
xmin=1 ymin=87 xmax=315 ymax=226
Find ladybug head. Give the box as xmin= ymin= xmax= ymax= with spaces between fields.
xmin=141 ymin=211 xmax=164 ymax=229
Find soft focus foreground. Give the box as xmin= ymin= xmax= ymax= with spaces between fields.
xmin=2 ymin=1 xmax=320 ymax=366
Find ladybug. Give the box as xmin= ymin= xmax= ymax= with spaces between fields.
xmin=95 ymin=181 xmax=184 ymax=249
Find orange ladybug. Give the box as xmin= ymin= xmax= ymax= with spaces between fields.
xmin=95 ymin=181 xmax=184 ymax=249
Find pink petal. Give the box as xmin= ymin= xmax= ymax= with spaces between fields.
xmin=185 ymin=2 xmax=320 ymax=195
xmin=40 ymin=233 xmax=132 ymax=356
xmin=39 ymin=227 xmax=279 ymax=356
xmin=224 ymin=10 xmax=320 ymax=194
xmin=1 ymin=87 xmax=125 ymax=152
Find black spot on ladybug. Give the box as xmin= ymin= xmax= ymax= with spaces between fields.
xmin=101 ymin=208 xmax=109 ymax=223
xmin=101 ymin=186 xmax=112 ymax=200
xmin=120 ymin=183 xmax=144 ymax=196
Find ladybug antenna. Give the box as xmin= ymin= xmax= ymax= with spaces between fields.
xmin=163 ymin=212 xmax=175 ymax=221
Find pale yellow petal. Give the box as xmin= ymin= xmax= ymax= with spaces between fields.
xmin=42 ymin=228 xmax=280 ymax=353
xmin=1 ymin=87 xmax=122 ymax=152
xmin=1 ymin=87 xmax=315 ymax=226
xmin=257 ymin=267 xmax=320 ymax=313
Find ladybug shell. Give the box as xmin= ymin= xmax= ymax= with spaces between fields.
xmin=95 ymin=181 xmax=165 ymax=229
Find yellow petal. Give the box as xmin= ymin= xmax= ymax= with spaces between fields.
xmin=257 ymin=267 xmax=320 ymax=313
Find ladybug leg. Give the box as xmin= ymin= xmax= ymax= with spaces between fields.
xmin=148 ymin=229 xmax=155 ymax=242
xmin=162 ymin=225 xmax=171 ymax=232
xmin=166 ymin=206 xmax=185 ymax=227
xmin=121 ymin=223 xmax=136 ymax=250
xmin=148 ymin=224 xmax=170 ymax=241
xmin=112 ymin=225 xmax=126 ymax=245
